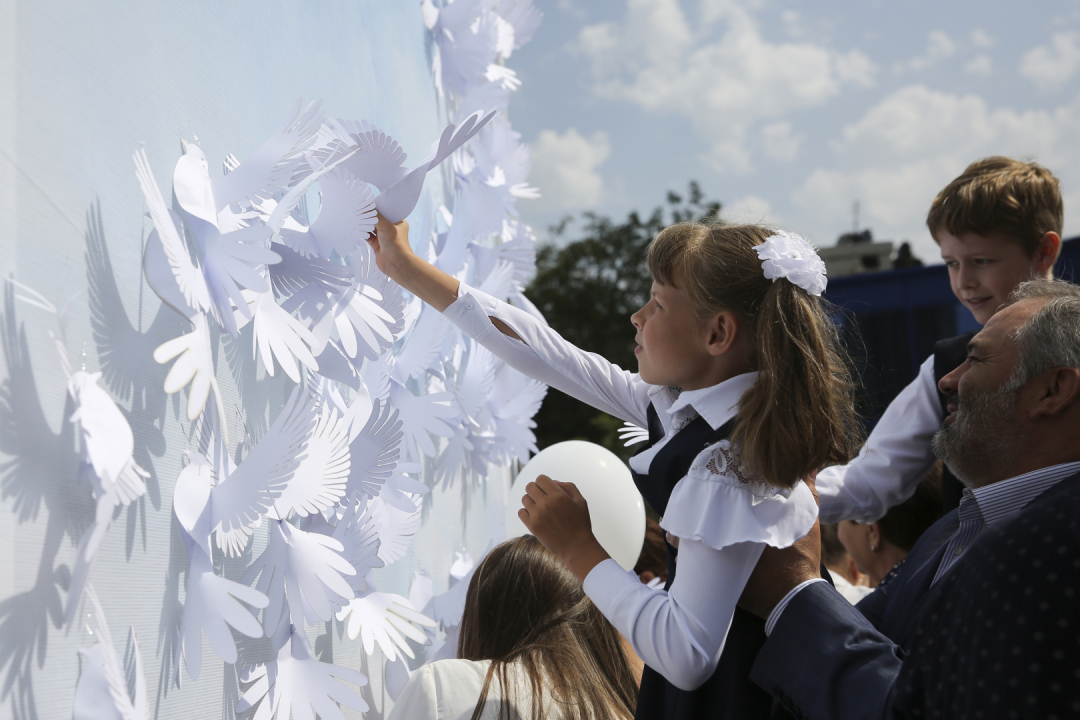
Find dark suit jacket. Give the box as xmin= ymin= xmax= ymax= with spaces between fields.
xmin=749 ymin=470 xmax=1080 ymax=720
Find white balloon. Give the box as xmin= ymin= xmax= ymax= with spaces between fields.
xmin=506 ymin=441 xmax=645 ymax=572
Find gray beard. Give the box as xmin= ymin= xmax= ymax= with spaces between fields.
xmin=931 ymin=385 xmax=1022 ymax=488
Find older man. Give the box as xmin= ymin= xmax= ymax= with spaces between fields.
xmin=743 ymin=279 xmax=1080 ymax=719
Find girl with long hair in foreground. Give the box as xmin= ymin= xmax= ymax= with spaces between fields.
xmin=388 ymin=535 xmax=638 ymax=720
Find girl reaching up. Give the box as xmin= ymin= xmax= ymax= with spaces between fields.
xmin=369 ymin=217 xmax=860 ymax=719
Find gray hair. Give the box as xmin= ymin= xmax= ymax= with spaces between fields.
xmin=1002 ymin=279 xmax=1080 ymax=391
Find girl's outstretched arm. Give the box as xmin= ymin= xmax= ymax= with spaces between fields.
xmin=366 ymin=215 xmax=651 ymax=427
xmin=367 ymin=215 xmax=522 ymax=340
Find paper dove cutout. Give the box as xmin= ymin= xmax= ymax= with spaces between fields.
xmin=328 ymin=499 xmax=385 ymax=595
xmin=72 ymin=586 xmax=147 ymax=720
xmin=332 ymin=110 xmax=497 ymax=223
xmin=276 ymin=167 xmax=377 ymax=260
xmin=65 ymin=370 xmax=150 ymax=632
xmin=344 ymin=399 xmax=402 ymax=503
xmin=370 ymin=494 xmax=423 ymax=565
xmin=335 ymin=592 xmax=435 ymax=662
xmin=242 ymin=518 xmax=355 ymax=632
xmin=388 ymin=380 xmax=458 ymax=461
xmin=236 ymin=623 xmax=368 ymax=720
xmin=488 ymin=362 xmax=546 ymax=465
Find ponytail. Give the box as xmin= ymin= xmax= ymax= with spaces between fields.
xmin=648 ymin=222 xmax=861 ymax=489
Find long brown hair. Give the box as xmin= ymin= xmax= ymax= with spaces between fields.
xmin=458 ymin=535 xmax=638 ymax=720
xmin=647 ymin=222 xmax=861 ymax=488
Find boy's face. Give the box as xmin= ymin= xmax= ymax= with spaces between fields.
xmin=938 ymin=230 xmax=1044 ymax=325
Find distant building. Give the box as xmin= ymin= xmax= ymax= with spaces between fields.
xmin=817 ymin=229 xmax=922 ymax=278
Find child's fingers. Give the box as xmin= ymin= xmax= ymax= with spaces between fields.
xmin=556 ymin=480 xmax=585 ymax=503
xmin=533 ymin=474 xmax=565 ymax=497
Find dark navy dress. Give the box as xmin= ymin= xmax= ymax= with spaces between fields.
xmin=629 ymin=405 xmax=788 ymax=720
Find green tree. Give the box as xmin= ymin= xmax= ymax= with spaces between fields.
xmin=525 ymin=183 xmax=721 ymax=461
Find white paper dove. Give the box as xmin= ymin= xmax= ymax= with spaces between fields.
xmin=343 ymin=399 xmax=402 ymax=504
xmin=277 ymin=166 xmax=378 ymax=260
xmin=72 ymin=585 xmax=147 ymax=720
xmin=332 ymin=110 xmax=497 ymax=223
xmin=388 ymin=380 xmax=458 ymax=461
xmin=335 ymin=591 xmax=435 ymax=662
xmin=488 ymin=362 xmax=547 ymax=464
xmin=236 ymin=623 xmax=368 ymax=720
xmin=619 ymin=422 xmax=651 ymax=447
xmin=370 ymin=494 xmax=423 ymax=565
xmin=328 ymin=499 xmax=385 ymax=595
xmin=64 ymin=370 xmax=150 ymax=631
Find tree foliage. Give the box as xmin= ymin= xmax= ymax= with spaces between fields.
xmin=524 ymin=183 xmax=722 ymax=461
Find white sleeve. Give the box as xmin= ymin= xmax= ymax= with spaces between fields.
xmin=443 ymin=283 xmax=651 ymax=427
xmin=582 ymin=540 xmax=765 ymax=691
xmin=386 ymin=664 xmax=439 ymax=720
xmin=817 ymin=355 xmax=944 ymax=524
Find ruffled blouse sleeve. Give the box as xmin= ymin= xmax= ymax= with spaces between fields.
xmin=660 ymin=439 xmax=819 ymax=550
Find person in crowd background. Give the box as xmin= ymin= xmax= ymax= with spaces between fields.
xmin=742 ymin=279 xmax=1080 ymax=719
xmin=837 ymin=464 xmax=942 ymax=588
xmin=818 ymin=157 xmax=1063 ymax=523
xmin=388 ymin=535 xmax=638 ymax=720
xmin=368 ymin=214 xmax=860 ymax=720
xmin=819 ymin=524 xmax=872 ymax=603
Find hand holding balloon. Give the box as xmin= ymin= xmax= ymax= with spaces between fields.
xmin=519 ymin=475 xmax=612 ymax=582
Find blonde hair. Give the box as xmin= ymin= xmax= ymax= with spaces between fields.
xmin=647 ymin=222 xmax=861 ymax=488
xmin=926 ymin=156 xmax=1063 ymax=257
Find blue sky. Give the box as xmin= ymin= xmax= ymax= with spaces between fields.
xmin=508 ymin=0 xmax=1080 ymax=263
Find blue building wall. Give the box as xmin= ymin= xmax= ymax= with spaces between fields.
xmin=824 ymin=237 xmax=1080 ymax=425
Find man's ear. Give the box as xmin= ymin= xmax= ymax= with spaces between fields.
xmin=1029 ymin=366 xmax=1080 ymax=419
xmin=704 ymin=311 xmax=740 ymax=357
xmin=1035 ymin=231 xmax=1062 ymax=275
xmin=868 ymin=522 xmax=883 ymax=551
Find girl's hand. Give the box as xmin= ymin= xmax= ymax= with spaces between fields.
xmin=519 ymin=474 xmax=611 ymax=582
xmin=366 ymin=214 xmax=415 ymax=282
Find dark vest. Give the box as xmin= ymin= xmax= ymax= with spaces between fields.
xmin=629 ymin=403 xmax=780 ymax=720
xmin=933 ymin=332 xmax=977 ymax=515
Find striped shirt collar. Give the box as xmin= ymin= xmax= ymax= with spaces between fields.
xmin=968 ymin=461 xmax=1080 ymax=526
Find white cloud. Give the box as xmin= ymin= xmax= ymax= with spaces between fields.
xmin=528 ymin=128 xmax=611 ymax=215
xmin=761 ymin=121 xmax=801 ymax=160
xmin=575 ymin=0 xmax=875 ymax=172
xmin=557 ymin=0 xmax=587 ymax=20
xmin=896 ymin=30 xmax=956 ymax=73
xmin=1021 ymin=32 xmax=1080 ymax=90
xmin=791 ymin=85 xmax=1080 ymax=260
xmin=965 ymin=54 xmax=993 ymax=76
xmin=971 ymin=28 xmax=994 ymax=49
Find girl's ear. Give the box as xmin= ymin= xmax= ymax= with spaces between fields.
xmin=704 ymin=311 xmax=740 ymax=357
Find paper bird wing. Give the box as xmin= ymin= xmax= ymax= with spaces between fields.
xmin=76 ymin=586 xmax=144 ymax=720
xmin=618 ymin=422 xmax=650 ymax=447
xmin=300 ymin=168 xmax=378 ymax=259
xmin=176 ymin=544 xmax=268 ymax=682
xmin=211 ymin=99 xmax=323 ymax=212
xmin=235 ymin=628 xmax=368 ymax=720
xmin=388 ymin=381 xmax=458 ymax=460
xmin=435 ymin=0 xmax=499 ymax=94
xmin=330 ymin=500 xmax=385 ymax=594
xmin=455 ymin=342 xmax=498 ymax=422
xmin=498 ymin=0 xmax=543 ymax=51
xmin=344 ymin=399 xmax=402 ymax=504
xmin=270 ymin=400 xmax=350 ymax=519
xmin=249 ymin=290 xmax=320 ymax=383
xmin=208 ymin=385 xmax=312 ymax=540
xmin=475 ymin=260 xmax=516 ymax=302
xmin=369 ymin=494 xmax=423 ymax=565
xmin=241 ymin=519 xmax=354 ymax=632
xmin=489 ymin=364 xmax=546 ymax=463
xmin=362 ymin=351 xmax=394 ymax=405
xmin=379 ymin=462 xmax=429 ymax=514
xmin=153 ymin=313 xmax=228 ymax=436
xmin=200 ymin=222 xmax=280 ymax=335
xmin=430 ymin=564 xmax=475 ymax=631
xmin=264 ymin=141 xmax=358 ymax=233
xmin=434 ymin=424 xmax=473 ymax=490
xmin=268 ymin=244 xmax=354 ymax=299
xmin=391 ymin=305 xmax=449 ymax=384
xmin=333 ymin=119 xmax=409 ymax=191
xmin=335 ymin=592 xmax=435 ymax=662
xmin=135 ymin=149 xmax=211 ymax=318
xmin=332 ymin=272 xmax=400 ymax=362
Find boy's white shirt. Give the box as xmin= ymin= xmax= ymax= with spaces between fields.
xmin=444 ymin=282 xmax=817 ymax=691
xmin=816 ymin=356 xmax=944 ymax=524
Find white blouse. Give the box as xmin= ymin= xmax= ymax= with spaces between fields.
xmin=387 ymin=658 xmax=554 ymax=720
xmin=443 ymin=283 xmax=818 ymax=691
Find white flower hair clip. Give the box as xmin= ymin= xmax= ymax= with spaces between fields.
xmin=754 ymin=231 xmax=827 ymax=296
